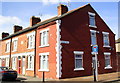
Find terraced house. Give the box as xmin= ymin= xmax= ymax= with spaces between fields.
xmin=0 ymin=4 xmax=117 ymax=79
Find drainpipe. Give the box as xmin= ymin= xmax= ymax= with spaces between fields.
xmin=9 ymin=37 xmax=12 ymax=68
xmin=34 ymin=29 xmax=37 ymax=77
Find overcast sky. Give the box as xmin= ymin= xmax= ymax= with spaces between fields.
xmin=0 ymin=1 xmax=118 ymax=39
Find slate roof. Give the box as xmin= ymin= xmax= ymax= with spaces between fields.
xmin=1 ymin=4 xmax=90 ymax=41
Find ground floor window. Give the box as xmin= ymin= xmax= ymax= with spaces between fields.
xmin=0 ymin=59 xmax=2 ymax=66
xmin=12 ymin=57 xmax=17 ymax=70
xmin=39 ymin=52 xmax=49 ymax=71
xmin=104 ymin=52 xmax=112 ymax=69
xmin=74 ymin=51 xmax=84 ymax=71
xmin=5 ymin=58 xmax=9 ymax=67
xmin=27 ymin=55 xmax=34 ymax=70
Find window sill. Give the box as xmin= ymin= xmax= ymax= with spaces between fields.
xmin=27 ymin=47 xmax=35 ymax=49
xmin=26 ymin=69 xmax=34 ymax=71
xmin=12 ymin=68 xmax=17 ymax=70
xmin=74 ymin=68 xmax=84 ymax=71
xmin=103 ymin=45 xmax=110 ymax=48
xmin=89 ymin=25 xmax=97 ymax=28
xmin=39 ymin=44 xmax=49 ymax=48
xmin=105 ymin=66 xmax=112 ymax=69
xmin=38 ymin=69 xmax=49 ymax=72
xmin=12 ymin=50 xmax=17 ymax=52
xmin=5 ymin=51 xmax=10 ymax=53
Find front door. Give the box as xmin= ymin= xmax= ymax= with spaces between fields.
xmin=18 ymin=56 xmax=21 ymax=74
xmin=22 ymin=56 xmax=25 ymax=75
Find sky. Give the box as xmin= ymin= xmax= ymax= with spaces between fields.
xmin=0 ymin=1 xmax=119 ymax=39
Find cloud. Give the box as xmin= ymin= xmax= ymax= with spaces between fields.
xmin=40 ymin=14 xmax=56 ymax=21
xmin=0 ymin=15 xmax=29 ymax=35
xmin=41 ymin=0 xmax=71 ymax=5
xmin=0 ymin=15 xmax=21 ymax=26
xmin=0 ymin=14 xmax=56 ymax=38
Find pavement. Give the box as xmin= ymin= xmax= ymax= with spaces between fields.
xmin=16 ymin=72 xmax=120 ymax=82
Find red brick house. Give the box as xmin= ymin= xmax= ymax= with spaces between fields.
xmin=0 ymin=16 xmax=41 ymax=76
xmin=0 ymin=4 xmax=117 ymax=79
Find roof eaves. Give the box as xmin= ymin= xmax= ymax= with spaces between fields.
xmin=1 ymin=16 xmax=59 ymax=41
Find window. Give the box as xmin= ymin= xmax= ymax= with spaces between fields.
xmin=40 ymin=29 xmax=49 ymax=47
xmin=88 ymin=12 xmax=96 ymax=27
xmin=6 ymin=41 xmax=10 ymax=52
xmin=39 ymin=52 xmax=49 ymax=71
xmin=104 ymin=52 xmax=112 ymax=69
xmin=12 ymin=39 xmax=18 ymax=52
xmin=90 ymin=30 xmax=97 ymax=45
xmin=103 ymin=32 xmax=110 ymax=47
xmin=5 ymin=58 xmax=9 ymax=67
xmin=0 ymin=59 xmax=1 ymax=66
xmin=12 ymin=57 xmax=16 ymax=70
xmin=27 ymin=32 xmax=35 ymax=49
xmin=74 ymin=51 xmax=84 ymax=71
xmin=27 ymin=55 xmax=34 ymax=70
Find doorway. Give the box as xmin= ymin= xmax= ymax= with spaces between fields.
xmin=22 ymin=56 xmax=26 ymax=75
xmin=18 ymin=56 xmax=21 ymax=74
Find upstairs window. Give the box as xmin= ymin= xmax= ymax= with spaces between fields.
xmin=90 ymin=30 xmax=97 ymax=45
xmin=12 ymin=38 xmax=18 ymax=52
xmin=6 ymin=40 xmax=10 ymax=52
xmin=27 ymin=32 xmax=35 ymax=49
xmin=102 ymin=32 xmax=110 ymax=47
xmin=40 ymin=29 xmax=49 ymax=47
xmin=88 ymin=12 xmax=96 ymax=28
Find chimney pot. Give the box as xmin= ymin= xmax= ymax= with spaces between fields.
xmin=30 ymin=16 xmax=41 ymax=26
xmin=57 ymin=4 xmax=68 ymax=16
xmin=14 ymin=25 xmax=22 ymax=33
xmin=2 ymin=32 xmax=9 ymax=39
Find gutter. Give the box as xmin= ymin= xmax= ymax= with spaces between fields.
xmin=34 ymin=29 xmax=37 ymax=77
xmin=9 ymin=37 xmax=12 ymax=68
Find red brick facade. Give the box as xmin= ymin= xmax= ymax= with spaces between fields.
xmin=0 ymin=4 xmax=117 ymax=79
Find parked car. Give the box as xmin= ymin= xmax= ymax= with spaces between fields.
xmin=0 ymin=67 xmax=18 ymax=80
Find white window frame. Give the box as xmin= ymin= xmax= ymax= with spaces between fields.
xmin=74 ymin=51 xmax=84 ymax=71
xmin=26 ymin=55 xmax=34 ymax=70
xmin=0 ymin=59 xmax=2 ymax=66
xmin=104 ymin=52 xmax=112 ymax=69
xmin=12 ymin=38 xmax=18 ymax=52
xmin=39 ymin=28 xmax=49 ymax=47
xmin=88 ymin=12 xmax=97 ymax=28
xmin=90 ymin=30 xmax=97 ymax=46
xmin=27 ymin=31 xmax=35 ymax=49
xmin=38 ymin=52 xmax=49 ymax=71
xmin=12 ymin=57 xmax=17 ymax=70
xmin=102 ymin=32 xmax=110 ymax=47
xmin=5 ymin=57 xmax=9 ymax=67
xmin=5 ymin=40 xmax=10 ymax=53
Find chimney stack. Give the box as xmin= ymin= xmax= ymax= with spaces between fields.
xmin=57 ymin=4 xmax=68 ymax=16
xmin=14 ymin=25 xmax=22 ymax=33
xmin=2 ymin=32 xmax=9 ymax=39
xmin=30 ymin=16 xmax=41 ymax=26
